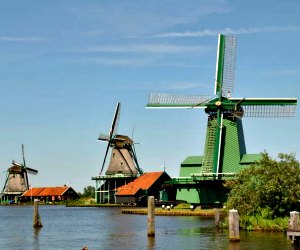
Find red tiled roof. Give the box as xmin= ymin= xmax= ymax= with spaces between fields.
xmin=21 ymin=186 xmax=71 ymax=197
xmin=116 ymin=172 xmax=165 ymax=196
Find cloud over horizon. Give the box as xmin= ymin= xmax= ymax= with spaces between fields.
xmin=155 ymin=26 xmax=300 ymax=38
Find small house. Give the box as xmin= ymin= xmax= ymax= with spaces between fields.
xmin=115 ymin=171 xmax=172 ymax=205
xmin=21 ymin=186 xmax=79 ymax=203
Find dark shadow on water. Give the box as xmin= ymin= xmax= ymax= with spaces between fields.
xmin=291 ymin=244 xmax=300 ymax=250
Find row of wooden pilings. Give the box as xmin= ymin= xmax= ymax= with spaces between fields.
xmin=147 ymin=197 xmax=300 ymax=245
xmin=147 ymin=196 xmax=240 ymax=241
xmin=33 ymin=197 xmax=300 ymax=246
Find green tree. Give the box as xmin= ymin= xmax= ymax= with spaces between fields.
xmin=225 ymin=152 xmax=300 ymax=218
xmin=81 ymin=186 xmax=95 ymax=198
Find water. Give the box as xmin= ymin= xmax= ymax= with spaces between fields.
xmin=0 ymin=205 xmax=297 ymax=250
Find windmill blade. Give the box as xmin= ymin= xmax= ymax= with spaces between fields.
xmin=1 ymin=171 xmax=9 ymax=193
xmin=25 ymin=167 xmax=38 ymax=175
xmin=201 ymin=113 xmax=224 ymax=175
xmin=24 ymin=171 xmax=30 ymax=190
xmin=98 ymin=134 xmax=110 ymax=141
xmin=131 ymin=124 xmax=135 ymax=139
xmin=146 ymin=93 xmax=211 ymax=108
xmin=12 ymin=161 xmax=22 ymax=167
xmin=22 ymin=144 xmax=26 ymax=168
xmin=131 ymin=125 xmax=140 ymax=145
xmin=98 ymin=102 xmax=121 ymax=175
xmin=215 ymin=34 xmax=237 ymax=97
xmin=109 ymin=102 xmax=121 ymax=139
xmin=227 ymin=98 xmax=297 ymax=117
xmin=99 ymin=142 xmax=110 ymax=175
xmin=130 ymin=144 xmax=142 ymax=174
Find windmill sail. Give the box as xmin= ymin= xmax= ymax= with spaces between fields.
xmin=147 ymin=93 xmax=211 ymax=108
xmin=98 ymin=103 xmax=141 ymax=176
xmin=98 ymin=102 xmax=121 ymax=175
xmin=25 ymin=167 xmax=38 ymax=175
xmin=228 ymin=98 xmax=297 ymax=117
xmin=215 ymin=34 xmax=237 ymax=97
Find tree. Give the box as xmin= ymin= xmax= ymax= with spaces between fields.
xmin=81 ymin=186 xmax=95 ymax=198
xmin=225 ymin=152 xmax=300 ymax=218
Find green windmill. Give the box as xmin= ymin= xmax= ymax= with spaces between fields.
xmin=146 ymin=34 xmax=297 ymax=205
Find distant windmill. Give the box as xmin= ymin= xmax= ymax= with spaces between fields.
xmin=98 ymin=102 xmax=142 ymax=176
xmin=1 ymin=144 xmax=38 ymax=201
xmin=92 ymin=103 xmax=142 ymax=203
xmin=146 ymin=34 xmax=297 ymax=177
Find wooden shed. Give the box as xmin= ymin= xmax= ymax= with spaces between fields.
xmin=21 ymin=186 xmax=79 ymax=203
xmin=115 ymin=171 xmax=172 ymax=205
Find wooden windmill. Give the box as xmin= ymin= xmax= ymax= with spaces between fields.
xmin=1 ymin=144 xmax=38 ymax=202
xmin=146 ymin=34 xmax=297 ymax=204
xmin=98 ymin=102 xmax=142 ymax=176
xmin=92 ymin=103 xmax=142 ymax=203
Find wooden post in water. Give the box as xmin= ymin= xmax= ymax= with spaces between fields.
xmin=229 ymin=209 xmax=240 ymax=241
xmin=289 ymin=211 xmax=300 ymax=230
xmin=147 ymin=196 xmax=155 ymax=237
xmin=33 ymin=199 xmax=43 ymax=228
xmin=287 ymin=211 xmax=300 ymax=244
xmin=215 ymin=209 xmax=220 ymax=229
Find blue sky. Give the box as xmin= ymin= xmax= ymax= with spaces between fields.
xmin=0 ymin=0 xmax=299 ymax=193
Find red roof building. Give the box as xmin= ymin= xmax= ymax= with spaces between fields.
xmin=21 ymin=186 xmax=79 ymax=202
xmin=115 ymin=171 xmax=172 ymax=205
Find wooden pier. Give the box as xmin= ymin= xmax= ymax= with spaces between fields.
xmin=287 ymin=230 xmax=300 ymax=245
xmin=121 ymin=208 xmax=220 ymax=217
xmin=287 ymin=211 xmax=300 ymax=245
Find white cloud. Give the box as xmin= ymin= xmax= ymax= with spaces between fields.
xmin=71 ymin=57 xmax=151 ymax=66
xmin=155 ymin=26 xmax=300 ymax=38
xmin=81 ymin=44 xmax=210 ymax=54
xmin=70 ymin=1 xmax=231 ymax=38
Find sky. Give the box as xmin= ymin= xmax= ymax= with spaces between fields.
xmin=0 ymin=0 xmax=299 ymax=193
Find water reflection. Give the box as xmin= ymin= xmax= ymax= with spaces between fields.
xmin=291 ymin=243 xmax=300 ymax=250
xmin=33 ymin=227 xmax=41 ymax=250
xmin=0 ymin=206 xmax=296 ymax=249
xmin=229 ymin=242 xmax=240 ymax=250
xmin=147 ymin=237 xmax=155 ymax=249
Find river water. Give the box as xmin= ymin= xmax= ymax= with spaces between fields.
xmin=0 ymin=205 xmax=298 ymax=250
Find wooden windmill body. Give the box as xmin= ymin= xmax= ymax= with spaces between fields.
xmin=92 ymin=103 xmax=142 ymax=203
xmin=1 ymin=145 xmax=38 ymax=203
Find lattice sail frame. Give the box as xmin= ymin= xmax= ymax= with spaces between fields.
xmin=227 ymin=98 xmax=297 ymax=117
xmin=242 ymin=104 xmax=296 ymax=117
xmin=215 ymin=34 xmax=237 ymax=97
xmin=148 ymin=93 xmax=211 ymax=108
